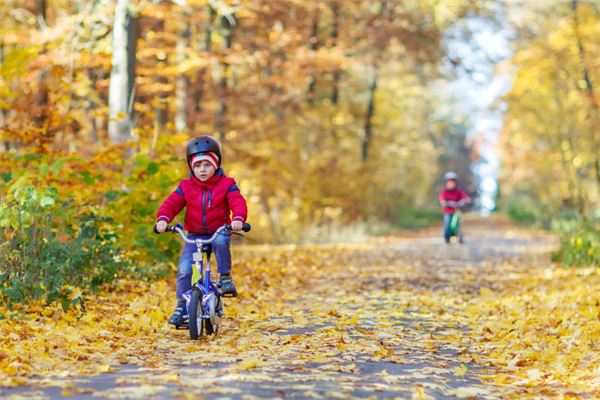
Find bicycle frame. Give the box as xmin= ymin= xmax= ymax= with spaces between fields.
xmin=157 ymin=222 xmax=250 ymax=337
xmin=186 ymin=245 xmax=220 ymax=315
xmin=443 ymin=201 xmax=465 ymax=243
xmin=172 ymin=225 xmax=226 ymax=320
xmin=448 ymin=211 xmax=461 ymax=236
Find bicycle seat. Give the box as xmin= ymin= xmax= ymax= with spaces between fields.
xmin=201 ymin=243 xmax=212 ymax=253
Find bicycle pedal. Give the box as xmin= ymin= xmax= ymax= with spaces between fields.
xmin=222 ymin=291 xmax=237 ymax=298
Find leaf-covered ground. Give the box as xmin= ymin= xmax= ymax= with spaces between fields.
xmin=1 ymin=218 xmax=599 ymax=399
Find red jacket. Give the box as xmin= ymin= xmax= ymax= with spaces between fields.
xmin=439 ymin=188 xmax=470 ymax=214
xmin=157 ymin=169 xmax=247 ymax=234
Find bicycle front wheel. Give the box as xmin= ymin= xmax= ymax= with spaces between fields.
xmin=188 ymin=288 xmax=204 ymax=340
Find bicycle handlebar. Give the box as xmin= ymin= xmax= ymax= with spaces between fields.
xmin=446 ymin=199 xmax=468 ymax=208
xmin=153 ymin=223 xmax=251 ymax=245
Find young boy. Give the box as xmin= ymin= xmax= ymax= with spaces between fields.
xmin=438 ymin=171 xmax=470 ymax=243
xmin=155 ymin=136 xmax=248 ymax=326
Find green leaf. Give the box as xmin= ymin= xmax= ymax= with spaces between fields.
xmin=104 ymin=190 xmax=122 ymax=201
xmin=146 ymin=162 xmax=159 ymax=175
xmin=134 ymin=154 xmax=149 ymax=169
xmin=51 ymin=158 xmax=67 ymax=176
xmin=40 ymin=195 xmax=55 ymax=208
xmin=80 ymin=171 xmax=95 ymax=185
xmin=0 ymin=172 xmax=12 ymax=183
xmin=39 ymin=163 xmax=49 ymax=177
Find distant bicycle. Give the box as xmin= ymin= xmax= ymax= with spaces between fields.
xmin=444 ymin=200 xmax=466 ymax=244
xmin=156 ymin=223 xmax=251 ymax=340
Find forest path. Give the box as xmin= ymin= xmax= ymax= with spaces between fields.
xmin=2 ymin=217 xmax=558 ymax=399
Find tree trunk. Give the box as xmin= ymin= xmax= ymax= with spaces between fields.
xmin=215 ymin=14 xmax=236 ymax=141
xmin=331 ymin=71 xmax=341 ymax=105
xmin=175 ymin=20 xmax=191 ymax=133
xmin=330 ymin=1 xmax=340 ymax=105
xmin=552 ymin=85 xmax=586 ymax=215
xmin=328 ymin=2 xmax=341 ymax=143
xmin=307 ymin=12 xmax=319 ymax=102
xmin=152 ymin=18 xmax=168 ymax=136
xmin=34 ymin=0 xmax=49 ymax=131
xmin=0 ymin=40 xmax=6 ymax=152
xmin=192 ymin=5 xmax=215 ymax=127
xmin=362 ymin=67 xmax=378 ymax=162
xmin=572 ymin=0 xmax=600 ymax=184
xmin=108 ymin=0 xmax=137 ymax=144
xmin=86 ymin=68 xmax=98 ymax=141
xmin=127 ymin=11 xmax=138 ymax=116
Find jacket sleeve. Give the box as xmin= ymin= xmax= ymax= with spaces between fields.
xmin=459 ymin=189 xmax=471 ymax=203
xmin=438 ymin=190 xmax=446 ymax=204
xmin=226 ymin=181 xmax=248 ymax=222
xmin=157 ymin=185 xmax=186 ymax=223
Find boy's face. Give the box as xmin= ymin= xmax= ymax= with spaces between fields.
xmin=193 ymin=161 xmax=216 ymax=181
xmin=446 ymin=179 xmax=457 ymax=190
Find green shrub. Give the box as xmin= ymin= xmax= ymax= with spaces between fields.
xmin=103 ymin=155 xmax=183 ymax=266
xmin=392 ymin=204 xmax=441 ymax=230
xmin=0 ymin=177 xmax=126 ymax=310
xmin=504 ymin=193 xmax=541 ymax=225
xmin=552 ymin=222 xmax=600 ymax=267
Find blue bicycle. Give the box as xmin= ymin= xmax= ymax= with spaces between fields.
xmin=159 ymin=223 xmax=250 ymax=340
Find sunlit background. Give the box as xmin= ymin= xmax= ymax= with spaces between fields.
xmin=1 ymin=3 xmax=599 ymax=396
xmin=1 ymin=0 xmax=598 ymax=249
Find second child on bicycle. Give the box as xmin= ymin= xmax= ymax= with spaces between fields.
xmin=438 ymin=171 xmax=470 ymax=242
xmin=155 ymin=136 xmax=248 ymax=326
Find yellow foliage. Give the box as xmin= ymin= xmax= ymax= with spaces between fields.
xmin=501 ymin=4 xmax=600 ymax=217
xmin=0 ymin=221 xmax=596 ymax=398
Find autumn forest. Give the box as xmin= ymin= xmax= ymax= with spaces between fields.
xmin=0 ymin=0 xmax=599 ymax=398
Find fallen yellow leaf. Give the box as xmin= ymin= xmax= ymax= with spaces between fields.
xmin=454 ymin=364 xmax=468 ymax=377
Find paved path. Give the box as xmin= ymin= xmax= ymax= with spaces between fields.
xmin=2 ymin=217 xmax=557 ymax=399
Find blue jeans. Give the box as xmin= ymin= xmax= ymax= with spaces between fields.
xmin=176 ymin=232 xmax=232 ymax=302
xmin=443 ymin=212 xmax=461 ymax=237
xmin=443 ymin=213 xmax=452 ymax=237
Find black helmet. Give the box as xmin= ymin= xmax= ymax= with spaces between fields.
xmin=186 ymin=136 xmax=221 ymax=166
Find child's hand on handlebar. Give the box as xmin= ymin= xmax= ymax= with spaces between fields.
xmin=231 ymin=221 xmax=243 ymax=231
xmin=156 ymin=220 xmax=168 ymax=233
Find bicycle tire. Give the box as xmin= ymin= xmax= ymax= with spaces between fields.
xmin=188 ymin=288 xmax=204 ymax=340
xmin=206 ymin=294 xmax=222 ymax=335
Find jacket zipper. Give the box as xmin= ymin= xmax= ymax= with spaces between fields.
xmin=208 ymin=190 xmax=213 ymax=207
xmin=201 ymin=189 xmax=207 ymax=233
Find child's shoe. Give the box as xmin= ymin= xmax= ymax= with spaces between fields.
xmin=168 ymin=304 xmax=187 ymax=325
xmin=219 ymin=274 xmax=237 ymax=297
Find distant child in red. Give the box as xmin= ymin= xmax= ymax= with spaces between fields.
xmin=438 ymin=172 xmax=470 ymax=242
xmin=155 ymin=136 xmax=247 ymax=326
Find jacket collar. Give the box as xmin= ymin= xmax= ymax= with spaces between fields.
xmin=189 ymin=168 xmax=224 ymax=188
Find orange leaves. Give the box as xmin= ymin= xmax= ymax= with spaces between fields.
xmin=0 ymin=0 xmax=489 ymax=258
xmin=235 ymin=357 xmax=263 ymax=371
xmin=462 ymin=262 xmax=600 ymax=396
xmin=372 ymin=341 xmax=394 ymax=359
xmin=1 ymin=221 xmax=598 ymax=398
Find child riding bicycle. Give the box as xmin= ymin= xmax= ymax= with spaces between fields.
xmin=438 ymin=171 xmax=470 ymax=243
xmin=155 ymin=136 xmax=248 ymax=326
